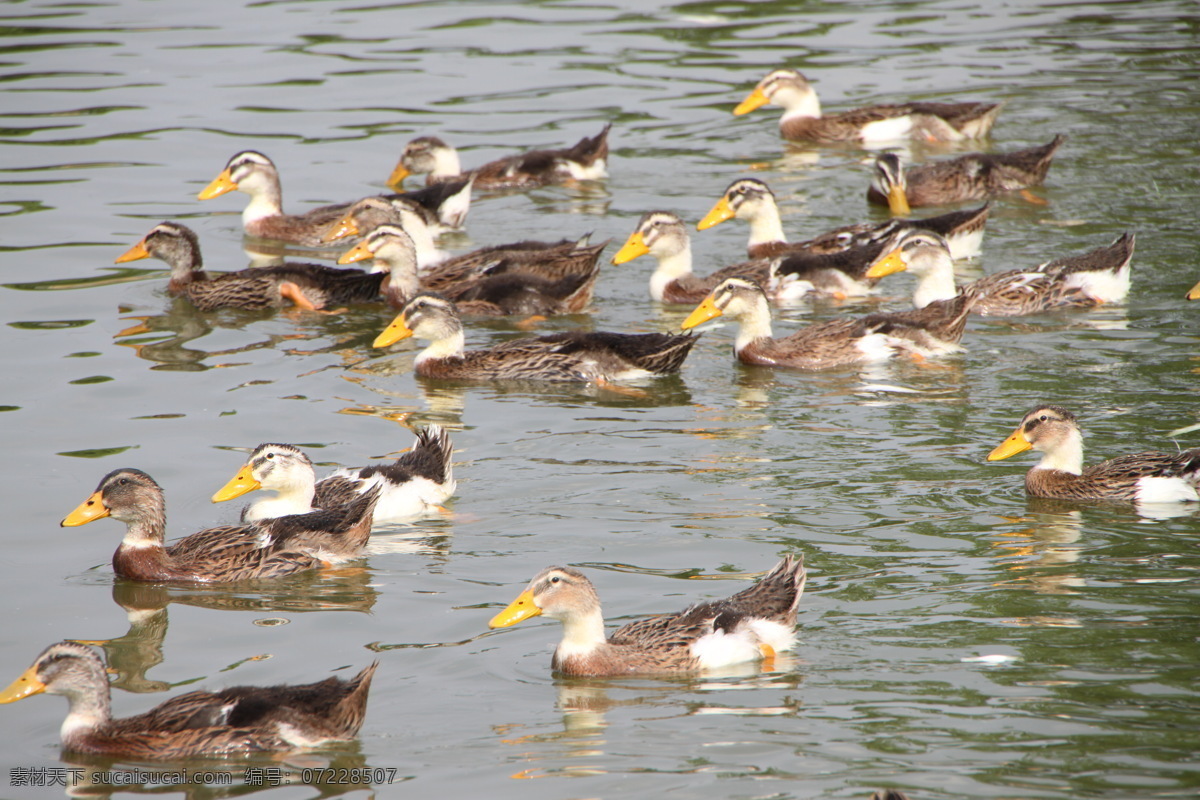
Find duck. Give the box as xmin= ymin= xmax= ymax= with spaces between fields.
xmin=211 ymin=425 xmax=455 ymax=525
xmin=0 ymin=641 xmax=375 ymax=758
xmin=987 ymin=405 xmax=1200 ymax=503
xmin=115 ymin=221 xmax=407 ymax=311
xmin=387 ymin=124 xmax=611 ymax=190
xmin=680 ymin=277 xmax=976 ymax=370
xmin=197 ymin=150 xmax=472 ymax=247
xmin=610 ymin=211 xmax=772 ymax=304
xmin=374 ymin=292 xmax=697 ymax=383
xmin=61 ymin=468 xmax=379 ymax=582
xmin=339 ymin=224 xmax=601 ymax=316
xmin=488 ymin=555 xmax=805 ymax=677
xmin=732 ymin=68 xmax=1002 ymax=144
xmin=866 ymin=230 xmax=1135 ymax=315
xmin=868 ymin=136 xmax=1065 ymax=213
xmin=699 ymin=177 xmax=990 ymax=261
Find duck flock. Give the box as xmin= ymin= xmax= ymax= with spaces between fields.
xmin=5 ymin=63 xmax=1199 ymax=786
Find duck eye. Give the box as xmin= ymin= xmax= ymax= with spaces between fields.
xmin=1039 ymin=415 xmax=1048 ymax=421
xmin=117 ymin=478 xmax=128 ymax=486
xmin=550 ymin=576 xmax=560 ymax=584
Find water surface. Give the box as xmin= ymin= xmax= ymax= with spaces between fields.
xmin=2 ymin=1 xmax=1198 ymax=798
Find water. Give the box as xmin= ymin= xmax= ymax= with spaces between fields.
xmin=2 ymin=0 xmax=1199 ymax=797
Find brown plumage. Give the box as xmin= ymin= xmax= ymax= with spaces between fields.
xmin=61 ymin=468 xmax=378 ymax=582
xmin=339 ymin=224 xmax=602 ymax=315
xmin=212 ymin=425 xmax=456 ymax=525
xmin=700 ymin=177 xmax=990 ymax=262
xmin=868 ymin=136 xmax=1065 ymax=212
xmin=115 ymin=222 xmax=395 ymax=311
xmin=734 ymin=69 xmax=1001 ymax=144
xmin=374 ymin=293 xmax=697 ymax=383
xmin=197 ymin=150 xmax=471 ymax=247
xmin=0 ymin=641 xmax=375 ymax=758
xmin=682 ymin=278 xmax=975 ymax=370
xmin=611 ymin=211 xmax=772 ymax=304
xmin=388 ymin=125 xmax=611 ymax=190
xmin=489 ymin=555 xmax=806 ymax=677
xmin=987 ymin=405 xmax=1200 ymax=503
xmin=868 ymin=230 xmax=1134 ymax=316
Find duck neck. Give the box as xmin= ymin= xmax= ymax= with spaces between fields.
xmin=58 ymin=674 xmax=113 ymax=745
xmin=744 ymin=203 xmax=786 ymax=249
xmin=911 ymin=253 xmax=958 ymax=309
xmin=779 ymin=86 xmax=821 ymax=122
xmin=377 ymin=253 xmax=421 ymax=307
xmin=649 ymin=239 xmax=694 ymax=302
xmin=416 ymin=329 xmax=466 ymax=367
xmin=117 ymin=498 xmax=167 ymax=550
xmin=733 ymin=303 xmax=775 ymax=354
xmin=1034 ymin=428 xmax=1084 ymax=475
xmin=430 ymin=148 xmax=463 ymax=180
xmin=554 ymin=607 xmax=609 ymax=660
xmin=237 ymin=171 xmax=284 ymax=224
xmin=165 ymin=241 xmax=208 ymax=292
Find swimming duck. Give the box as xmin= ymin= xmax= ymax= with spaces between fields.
xmin=374 ymin=293 xmax=697 ymax=383
xmin=733 ymin=68 xmax=1002 ymax=144
xmin=323 ymin=194 xmax=608 ymax=293
xmin=610 ymin=211 xmax=772 ymax=304
xmin=212 ymin=425 xmax=455 ymax=525
xmin=681 ymin=277 xmax=976 ymax=369
xmin=869 ymin=136 xmax=1065 ymax=213
xmin=866 ymin=230 xmax=1135 ymax=315
xmin=339 ymin=225 xmax=601 ymax=316
xmin=987 ymin=406 xmax=1200 ymax=503
xmin=61 ymin=468 xmax=379 ymax=582
xmin=488 ymin=555 xmax=805 ymax=677
xmin=0 ymin=641 xmax=375 ymax=758
xmin=116 ymin=222 xmax=404 ymax=311
xmin=699 ymin=177 xmax=990 ymax=261
xmin=387 ymin=125 xmax=611 ymax=190
xmin=197 ymin=151 xmax=472 ymax=247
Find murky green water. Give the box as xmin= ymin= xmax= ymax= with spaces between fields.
xmin=2 ymin=1 xmax=1198 ymax=798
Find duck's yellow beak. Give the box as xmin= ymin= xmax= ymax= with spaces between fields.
xmin=114 ymin=239 xmax=150 ymax=264
xmin=386 ymin=163 xmax=410 ymax=190
xmin=611 ymin=231 xmax=649 ymax=265
xmin=733 ymin=86 xmax=770 ymax=116
xmin=1186 ymin=279 xmax=1200 ymax=301
xmin=198 ymin=168 xmax=237 ymax=201
xmin=681 ymin=296 xmax=723 ymax=330
xmin=374 ymin=314 xmax=414 ymax=348
xmin=62 ymin=491 xmax=109 ymax=527
xmin=338 ymin=240 xmax=373 ymax=265
xmin=988 ymin=427 xmax=1032 ymax=461
xmin=489 ymin=588 xmax=542 ymax=628
xmin=697 ymin=196 xmax=735 ymax=231
xmin=886 ymin=183 xmax=911 ymax=216
xmin=211 ymin=466 xmax=261 ymax=503
xmin=865 ymin=247 xmax=908 ymax=279
xmin=323 ymin=214 xmax=360 ymax=244
xmin=0 ymin=665 xmax=46 ymax=704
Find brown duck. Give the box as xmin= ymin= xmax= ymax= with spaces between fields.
xmin=868 ymin=135 xmax=1065 ymax=213
xmin=867 ymin=230 xmax=1135 ymax=316
xmin=681 ymin=277 xmax=976 ymax=370
xmin=489 ymin=555 xmax=806 ymax=677
xmin=734 ymin=68 xmax=1002 ymax=144
xmin=374 ymin=293 xmax=697 ymax=383
xmin=62 ymin=468 xmax=379 ymax=582
xmin=988 ymin=405 xmax=1200 ymax=503
xmin=0 ymin=641 xmax=375 ymax=758
xmin=388 ymin=124 xmax=611 ymax=189
xmin=116 ymin=221 xmax=401 ymax=311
